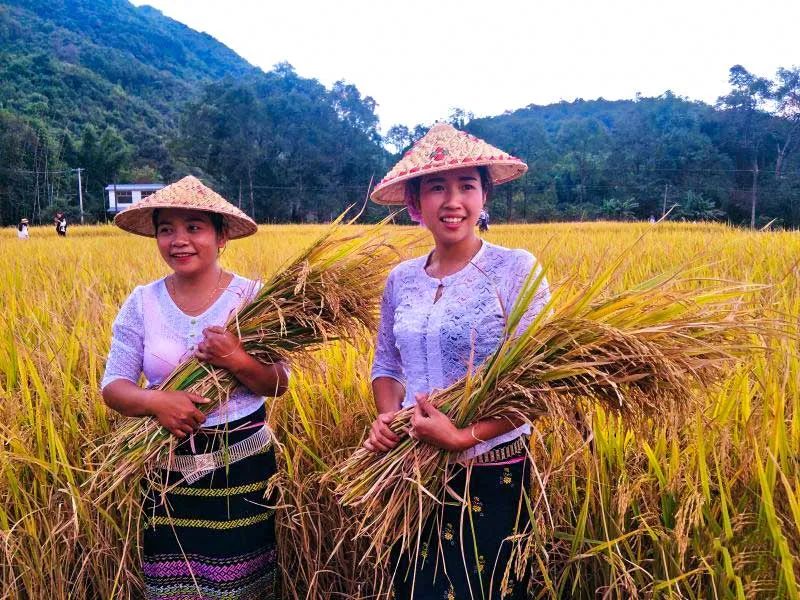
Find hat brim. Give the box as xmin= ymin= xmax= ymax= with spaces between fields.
xmin=370 ymin=160 xmax=528 ymax=205
xmin=114 ymin=203 xmax=258 ymax=239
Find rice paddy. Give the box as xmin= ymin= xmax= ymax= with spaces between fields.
xmin=1 ymin=221 xmax=798 ymax=599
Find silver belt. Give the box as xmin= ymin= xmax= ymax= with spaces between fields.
xmin=154 ymin=425 xmax=272 ymax=484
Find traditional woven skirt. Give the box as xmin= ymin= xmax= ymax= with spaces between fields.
xmin=141 ymin=405 xmax=279 ymax=600
xmin=394 ymin=437 xmax=530 ymax=600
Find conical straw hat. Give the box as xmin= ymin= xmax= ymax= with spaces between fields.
xmin=113 ymin=176 xmax=258 ymax=239
xmin=370 ymin=123 xmax=528 ymax=205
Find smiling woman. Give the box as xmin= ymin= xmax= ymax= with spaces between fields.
xmin=102 ymin=176 xmax=287 ymax=600
xmin=367 ymin=123 xmax=550 ymax=598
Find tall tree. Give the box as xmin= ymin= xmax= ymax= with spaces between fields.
xmin=771 ymin=67 xmax=800 ymax=179
xmin=716 ymin=65 xmax=773 ymax=227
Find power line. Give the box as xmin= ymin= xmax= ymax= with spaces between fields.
xmin=0 ymin=166 xmax=75 ymax=175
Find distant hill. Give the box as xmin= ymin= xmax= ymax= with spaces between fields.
xmin=460 ymin=91 xmax=800 ymax=227
xmin=0 ymin=0 xmax=258 ymax=162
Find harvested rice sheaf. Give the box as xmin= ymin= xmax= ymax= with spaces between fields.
xmin=335 ymin=257 xmax=771 ymax=563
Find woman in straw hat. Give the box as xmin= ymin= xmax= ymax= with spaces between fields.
xmin=102 ymin=176 xmax=287 ymax=599
xmin=367 ymin=123 xmax=550 ymax=598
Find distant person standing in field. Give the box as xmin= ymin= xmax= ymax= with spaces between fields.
xmin=367 ymin=123 xmax=550 ymax=599
xmin=54 ymin=212 xmax=67 ymax=236
xmin=17 ymin=218 xmax=29 ymax=240
xmin=478 ymin=207 xmax=490 ymax=232
xmin=101 ymin=176 xmax=287 ymax=599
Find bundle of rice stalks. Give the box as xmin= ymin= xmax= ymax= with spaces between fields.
xmin=334 ymin=258 xmax=768 ymax=562
xmin=92 ymin=213 xmax=416 ymax=493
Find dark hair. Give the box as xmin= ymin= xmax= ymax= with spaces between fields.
xmin=405 ymin=165 xmax=493 ymax=211
xmin=151 ymin=209 xmax=226 ymax=237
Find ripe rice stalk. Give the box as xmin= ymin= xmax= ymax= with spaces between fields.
xmin=334 ymin=257 xmax=769 ymax=563
xmin=91 ymin=211 xmax=418 ymax=496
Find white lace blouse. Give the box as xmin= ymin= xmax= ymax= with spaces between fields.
xmin=101 ymin=275 xmax=265 ymax=427
xmin=371 ymin=241 xmax=550 ymax=460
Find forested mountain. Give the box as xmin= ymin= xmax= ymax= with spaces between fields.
xmin=0 ymin=0 xmax=257 ymax=223
xmin=1 ymin=0 xmax=798 ymax=227
xmin=391 ymin=67 xmax=800 ymax=228
xmin=0 ymin=0 xmax=258 ymax=165
xmin=0 ymin=0 xmax=389 ymax=225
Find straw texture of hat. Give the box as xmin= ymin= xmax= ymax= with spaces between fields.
xmin=113 ymin=176 xmax=258 ymax=239
xmin=370 ymin=123 xmax=528 ymax=205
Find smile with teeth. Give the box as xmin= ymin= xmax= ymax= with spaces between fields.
xmin=441 ymin=216 xmax=465 ymax=223
xmin=171 ymin=252 xmax=195 ymax=258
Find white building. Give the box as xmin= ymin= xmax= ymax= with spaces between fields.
xmin=106 ymin=183 xmax=165 ymax=214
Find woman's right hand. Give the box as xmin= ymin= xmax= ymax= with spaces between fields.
xmin=148 ymin=390 xmax=211 ymax=439
xmin=363 ymin=411 xmax=400 ymax=453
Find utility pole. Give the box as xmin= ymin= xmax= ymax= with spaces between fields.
xmin=72 ymin=168 xmax=85 ymax=224
xmin=662 ymin=183 xmax=669 ymax=218
xmin=750 ymin=161 xmax=759 ymax=229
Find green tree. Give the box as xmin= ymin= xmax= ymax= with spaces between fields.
xmin=175 ymin=65 xmax=386 ymax=222
xmin=554 ymin=117 xmax=609 ymax=205
xmin=601 ymin=197 xmax=639 ymax=221
xmin=716 ymin=65 xmax=773 ymax=227
xmin=771 ymin=67 xmax=800 ymax=179
xmin=674 ymin=191 xmax=725 ymax=221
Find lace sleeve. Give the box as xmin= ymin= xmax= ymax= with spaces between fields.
xmin=506 ymin=251 xmax=551 ymax=334
xmin=370 ymin=269 xmax=405 ymax=384
xmin=101 ymin=287 xmax=144 ymax=389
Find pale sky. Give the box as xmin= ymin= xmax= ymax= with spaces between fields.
xmin=131 ymin=0 xmax=799 ymax=133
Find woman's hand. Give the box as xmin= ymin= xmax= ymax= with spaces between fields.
xmin=195 ymin=325 xmax=246 ymax=370
xmin=409 ymin=393 xmax=472 ymax=452
xmin=363 ymin=410 xmax=400 ymax=453
xmin=148 ymin=390 xmax=211 ymax=439
xmin=195 ymin=326 xmax=288 ymax=397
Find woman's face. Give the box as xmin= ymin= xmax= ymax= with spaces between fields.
xmin=417 ymin=167 xmax=485 ymax=247
xmin=155 ymin=208 xmax=226 ymax=277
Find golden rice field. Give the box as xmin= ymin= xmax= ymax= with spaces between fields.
xmin=1 ymin=222 xmax=799 ymax=599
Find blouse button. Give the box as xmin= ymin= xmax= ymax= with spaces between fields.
xmin=190 ymin=319 xmax=197 ymax=324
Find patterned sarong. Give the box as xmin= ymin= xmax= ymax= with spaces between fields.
xmin=141 ymin=405 xmax=278 ymax=600
xmin=394 ymin=438 xmax=530 ymax=599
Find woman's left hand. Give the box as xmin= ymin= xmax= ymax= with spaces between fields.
xmin=195 ymin=325 xmax=246 ymax=370
xmin=410 ymin=393 xmax=471 ymax=452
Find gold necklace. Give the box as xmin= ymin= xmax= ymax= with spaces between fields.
xmin=168 ymin=270 xmax=225 ymax=314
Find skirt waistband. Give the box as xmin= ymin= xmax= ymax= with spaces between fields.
xmin=155 ymin=425 xmax=272 ymax=484
xmin=468 ymin=436 xmax=528 ymax=465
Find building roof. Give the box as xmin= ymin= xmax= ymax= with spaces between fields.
xmin=105 ymin=183 xmax=165 ymax=191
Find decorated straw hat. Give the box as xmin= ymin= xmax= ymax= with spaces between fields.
xmin=20 ymin=218 xmax=29 ymax=224
xmin=370 ymin=122 xmax=528 ymax=205
xmin=114 ymin=175 xmax=257 ymax=239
